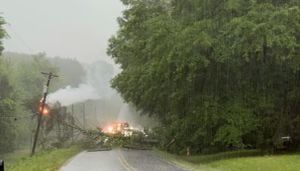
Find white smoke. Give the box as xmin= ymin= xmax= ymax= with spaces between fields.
xmin=47 ymin=60 xmax=115 ymax=106
xmin=118 ymin=104 xmax=135 ymax=122
xmin=47 ymin=84 xmax=100 ymax=106
xmin=117 ymin=103 xmax=157 ymax=128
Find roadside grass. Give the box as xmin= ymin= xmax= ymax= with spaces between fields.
xmin=156 ymin=150 xmax=300 ymax=171
xmin=0 ymin=149 xmax=30 ymax=163
xmin=3 ymin=146 xmax=81 ymax=171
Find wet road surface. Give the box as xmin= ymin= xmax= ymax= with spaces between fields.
xmin=59 ymin=149 xmax=188 ymax=171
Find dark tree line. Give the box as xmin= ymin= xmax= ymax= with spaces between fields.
xmin=108 ymin=0 xmax=300 ymax=154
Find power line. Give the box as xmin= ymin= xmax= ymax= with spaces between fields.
xmin=0 ymin=114 xmax=36 ymax=119
xmin=0 ymin=115 xmax=34 ymax=119
xmin=5 ymin=23 xmax=34 ymax=54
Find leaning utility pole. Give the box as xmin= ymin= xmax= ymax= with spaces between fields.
xmin=31 ymin=72 xmax=58 ymax=156
xmin=83 ymin=103 xmax=86 ymax=129
xmin=71 ymin=104 xmax=74 ymax=142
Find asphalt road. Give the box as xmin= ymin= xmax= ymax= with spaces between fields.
xmin=59 ymin=149 xmax=188 ymax=171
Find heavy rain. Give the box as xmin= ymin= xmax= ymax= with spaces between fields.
xmin=1 ymin=0 xmax=300 ymax=171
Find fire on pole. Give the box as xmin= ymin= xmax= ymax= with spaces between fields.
xmin=31 ymin=72 xmax=58 ymax=156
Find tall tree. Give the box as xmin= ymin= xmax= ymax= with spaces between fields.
xmin=0 ymin=16 xmax=6 ymax=55
xmin=0 ymin=17 xmax=19 ymax=152
xmin=108 ymin=0 xmax=300 ymax=153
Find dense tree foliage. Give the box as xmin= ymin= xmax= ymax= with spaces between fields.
xmin=0 ymin=50 xmax=86 ymax=153
xmin=0 ymin=16 xmax=5 ymax=55
xmin=0 ymin=53 xmax=59 ymax=152
xmin=0 ymin=17 xmax=19 ymax=153
xmin=0 ymin=61 xmax=19 ymax=153
xmin=0 ymin=52 xmax=87 ymax=153
xmin=108 ymin=0 xmax=300 ymax=153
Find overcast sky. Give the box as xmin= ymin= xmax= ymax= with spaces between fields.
xmin=0 ymin=0 xmax=124 ymax=63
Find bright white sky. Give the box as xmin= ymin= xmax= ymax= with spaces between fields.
xmin=0 ymin=0 xmax=124 ymax=63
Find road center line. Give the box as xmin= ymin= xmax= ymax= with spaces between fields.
xmin=118 ymin=150 xmax=137 ymax=171
xmin=118 ymin=156 xmax=133 ymax=171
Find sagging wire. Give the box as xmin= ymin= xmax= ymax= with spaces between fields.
xmin=0 ymin=113 xmax=36 ymax=120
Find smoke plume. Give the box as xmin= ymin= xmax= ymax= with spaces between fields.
xmin=47 ymin=84 xmax=100 ymax=106
xmin=47 ymin=60 xmax=115 ymax=106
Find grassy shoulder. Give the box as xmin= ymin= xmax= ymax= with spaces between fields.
xmin=156 ymin=149 xmax=300 ymax=171
xmin=4 ymin=146 xmax=81 ymax=171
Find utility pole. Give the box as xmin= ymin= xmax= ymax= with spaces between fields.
xmin=71 ymin=104 xmax=74 ymax=141
xmin=31 ymin=72 xmax=58 ymax=156
xmin=83 ymin=103 xmax=86 ymax=129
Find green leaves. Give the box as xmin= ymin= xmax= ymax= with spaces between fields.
xmin=0 ymin=62 xmax=19 ymax=153
xmin=108 ymin=0 xmax=300 ymax=153
xmin=214 ymin=102 xmax=257 ymax=148
xmin=0 ymin=16 xmax=6 ymax=55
